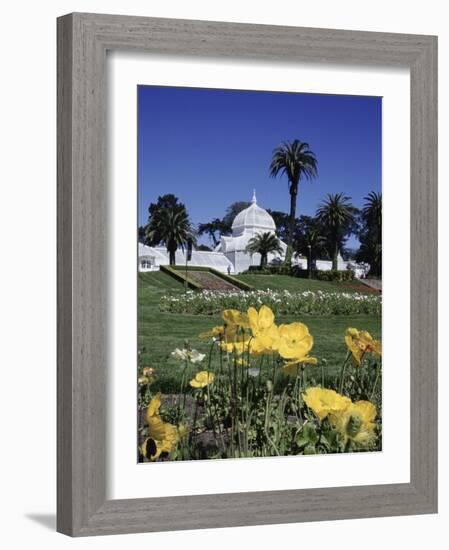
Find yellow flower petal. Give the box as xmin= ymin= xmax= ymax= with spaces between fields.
xmin=222 ymin=309 xmax=249 ymax=328
xmin=247 ymin=305 xmax=275 ymax=336
xmin=189 ymin=371 xmax=215 ymax=388
xmin=278 ymin=322 xmax=314 ymax=361
xmin=146 ymin=393 xmax=161 ymax=420
xmin=345 ymin=328 xmax=382 ymax=365
xmin=258 ymin=305 xmax=275 ymax=330
xmin=329 ymin=399 xmax=377 ymax=446
xmin=199 ymin=325 xmax=225 ymax=339
xmin=302 ymin=387 xmax=351 ymax=421
xmin=250 ymin=324 xmax=280 ymax=355
xmin=142 ymin=393 xmax=179 ymax=461
xmin=247 ymin=307 xmax=258 ymax=328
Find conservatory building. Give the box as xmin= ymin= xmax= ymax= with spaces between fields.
xmin=214 ymin=190 xmax=288 ymax=273
xmin=138 ymin=190 xmax=352 ymax=275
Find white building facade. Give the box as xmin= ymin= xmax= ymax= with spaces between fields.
xmin=139 ymin=191 xmax=363 ymax=276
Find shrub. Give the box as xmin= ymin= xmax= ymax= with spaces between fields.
xmin=246 ymin=265 xmax=298 ymax=276
xmin=314 ymin=269 xmax=354 ymax=282
xmin=244 ymin=266 xmax=355 ymax=282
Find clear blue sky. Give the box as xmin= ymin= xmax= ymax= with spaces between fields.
xmin=138 ymin=86 xmax=381 ymax=248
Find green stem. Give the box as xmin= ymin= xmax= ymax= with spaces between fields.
xmin=206 ymin=383 xmax=218 ymax=447
xmin=190 ymin=396 xmax=199 ymax=446
xmin=338 ymin=351 xmax=351 ymax=394
xmin=370 ymin=362 xmax=382 ymax=401
xmin=294 ymin=372 xmax=303 ymax=422
xmin=271 ymin=352 xmax=276 ymax=389
xmin=264 ymin=388 xmax=281 ymax=456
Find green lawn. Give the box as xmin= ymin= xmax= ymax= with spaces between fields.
xmin=138 ymin=272 xmax=381 ymax=393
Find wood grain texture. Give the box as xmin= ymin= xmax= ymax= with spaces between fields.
xmin=57 ymin=12 xmax=438 ymax=536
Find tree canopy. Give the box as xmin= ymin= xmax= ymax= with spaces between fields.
xmin=356 ymin=192 xmax=382 ymax=276
xmin=246 ymin=232 xmax=283 ymax=267
xmin=316 ymin=193 xmax=358 ymax=270
xmin=144 ymin=194 xmax=196 ymax=265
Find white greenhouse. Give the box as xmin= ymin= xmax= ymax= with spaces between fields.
xmin=138 ymin=191 xmax=365 ymax=276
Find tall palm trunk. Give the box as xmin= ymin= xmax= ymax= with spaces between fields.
xmin=286 ymin=186 xmax=298 ymax=264
xmin=260 ymin=253 xmax=268 ymax=267
xmin=332 ymin=241 xmax=339 ymax=270
xmin=168 ymin=241 xmax=177 ymax=265
xmin=209 ymin=231 xmax=218 ymax=248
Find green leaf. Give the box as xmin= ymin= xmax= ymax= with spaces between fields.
xmin=303 ymin=444 xmax=317 ymax=455
xmin=295 ymin=436 xmax=309 ymax=449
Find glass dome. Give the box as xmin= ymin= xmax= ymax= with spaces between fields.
xmin=231 ymin=190 xmax=276 ymax=236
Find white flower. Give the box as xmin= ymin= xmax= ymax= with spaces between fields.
xmin=189 ymin=349 xmax=206 ymax=363
xmin=171 ymin=348 xmax=206 ymax=364
xmin=248 ymin=368 xmax=261 ymax=377
xmin=171 ymin=348 xmax=189 ymax=361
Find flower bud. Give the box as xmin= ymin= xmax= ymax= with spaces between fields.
xmin=346 ymin=413 xmax=362 ymax=438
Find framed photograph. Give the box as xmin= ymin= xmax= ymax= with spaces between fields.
xmin=57 ymin=13 xmax=437 ymax=536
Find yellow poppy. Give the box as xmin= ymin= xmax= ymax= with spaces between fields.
xmin=245 ymin=305 xmax=282 ymax=355
xmin=247 ymin=305 xmax=275 ymax=334
xmin=277 ymin=322 xmax=316 ymax=364
xmin=222 ymin=309 xmax=250 ymax=329
xmin=219 ymin=323 xmax=252 ymax=355
xmin=189 ymin=371 xmax=215 ymax=388
xmin=142 ymin=393 xmax=178 ymax=460
xmin=140 ymin=424 xmax=178 ymax=461
xmin=330 ymin=400 xmax=377 ymax=446
xmin=302 ymin=387 xmax=351 ymax=421
xmin=250 ymin=324 xmax=280 ymax=355
xmin=146 ymin=392 xmax=162 ymax=423
xmin=345 ymin=328 xmax=382 ymax=365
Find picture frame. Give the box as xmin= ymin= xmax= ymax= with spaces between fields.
xmin=57 ymin=12 xmax=437 ymax=536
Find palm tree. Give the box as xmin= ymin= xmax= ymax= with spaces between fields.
xmin=316 ymin=193 xmax=356 ymax=270
xmin=363 ymin=191 xmax=382 ymax=244
xmin=146 ymin=207 xmax=195 ymax=265
xmin=246 ymin=232 xmax=283 ymax=268
xmin=269 ymin=140 xmax=318 ymax=263
xmin=294 ymin=227 xmax=327 ymax=278
xmin=356 ymin=192 xmax=382 ymax=276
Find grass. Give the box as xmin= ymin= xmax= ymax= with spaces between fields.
xmin=138 ymin=272 xmax=381 ymax=393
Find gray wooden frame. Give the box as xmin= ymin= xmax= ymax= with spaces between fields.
xmin=57 ymin=12 xmax=438 ymax=537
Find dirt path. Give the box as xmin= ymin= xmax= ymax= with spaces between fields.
xmin=187 ymin=270 xmax=240 ymax=291
xmin=360 ymin=278 xmax=382 ymax=293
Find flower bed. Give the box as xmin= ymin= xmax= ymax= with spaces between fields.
xmin=159 ymin=289 xmax=381 ymax=316
xmin=138 ymin=305 xmax=382 ymax=462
